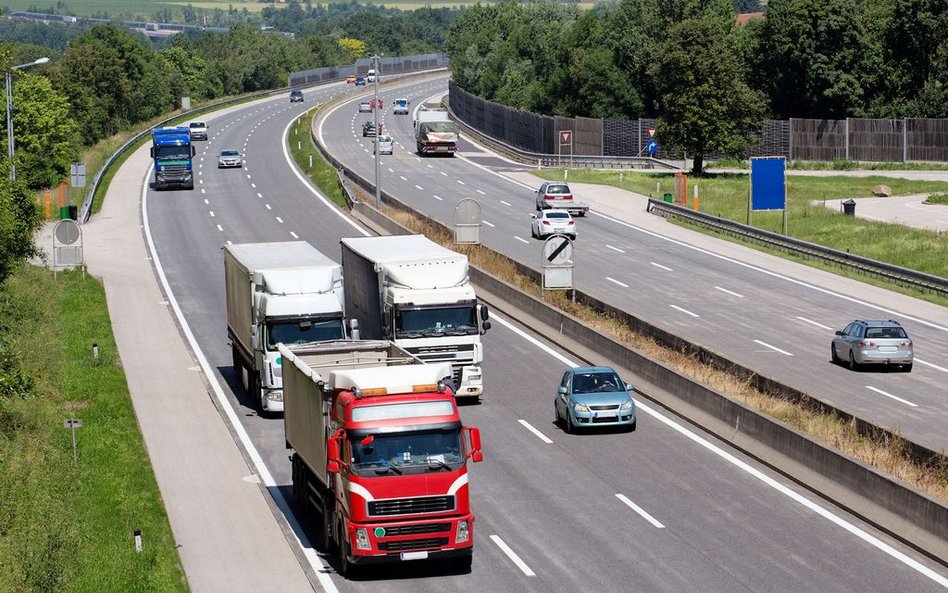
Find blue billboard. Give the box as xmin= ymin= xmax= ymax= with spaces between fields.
xmin=751 ymin=157 xmax=786 ymax=211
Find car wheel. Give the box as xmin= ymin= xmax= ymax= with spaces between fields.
xmin=903 ymin=363 xmax=913 ymax=372
xmin=565 ymin=412 xmax=575 ymax=434
xmin=830 ymin=343 xmax=839 ymax=364
xmin=848 ymin=350 xmax=859 ymax=371
xmin=569 ymin=234 xmax=576 ymax=241
xmin=628 ymin=418 xmax=637 ymax=432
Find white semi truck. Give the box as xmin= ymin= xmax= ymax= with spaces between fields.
xmin=340 ymin=235 xmax=490 ymax=400
xmin=224 ymin=241 xmax=350 ymax=414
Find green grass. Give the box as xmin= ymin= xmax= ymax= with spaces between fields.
xmin=925 ymin=192 xmax=948 ymax=205
xmin=0 ymin=266 xmax=187 ymax=593
xmin=711 ymin=158 xmax=948 ymax=171
xmin=288 ymin=106 xmax=348 ymax=208
xmin=538 ymin=169 xmax=948 ymax=282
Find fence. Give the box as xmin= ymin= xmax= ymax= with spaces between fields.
xmin=449 ymin=81 xmax=948 ymax=163
xmin=289 ymin=53 xmax=448 ymax=88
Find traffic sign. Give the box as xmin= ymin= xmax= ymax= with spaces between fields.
xmin=543 ymin=235 xmax=573 ymax=265
xmin=647 ymin=127 xmax=656 ymax=137
xmin=645 ymin=139 xmax=658 ymax=155
xmin=559 ymin=130 xmax=572 ymax=144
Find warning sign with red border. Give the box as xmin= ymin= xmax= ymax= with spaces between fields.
xmin=559 ymin=130 xmax=572 ymax=144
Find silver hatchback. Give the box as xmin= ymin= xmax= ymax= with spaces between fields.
xmin=831 ymin=320 xmax=913 ymax=371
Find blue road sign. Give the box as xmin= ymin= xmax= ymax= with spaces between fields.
xmin=645 ymin=139 xmax=658 ymax=155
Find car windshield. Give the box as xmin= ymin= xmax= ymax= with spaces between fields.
xmin=349 ymin=427 xmax=463 ymax=475
xmin=190 ymin=122 xmax=204 ymax=129
xmin=546 ymin=212 xmax=570 ymax=219
xmin=266 ymin=318 xmax=345 ymax=349
xmin=394 ymin=305 xmax=478 ymax=338
xmin=572 ymin=371 xmax=623 ymax=394
xmin=220 ymin=150 xmax=238 ymax=157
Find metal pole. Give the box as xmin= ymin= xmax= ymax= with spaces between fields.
xmin=6 ymin=70 xmax=14 ymax=183
xmin=373 ymin=54 xmax=381 ymax=209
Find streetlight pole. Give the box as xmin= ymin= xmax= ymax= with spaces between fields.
xmin=372 ymin=54 xmax=381 ymax=209
xmin=6 ymin=57 xmax=50 ymax=184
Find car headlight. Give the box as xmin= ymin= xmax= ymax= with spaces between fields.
xmin=355 ymin=528 xmax=371 ymax=551
xmin=619 ymin=399 xmax=635 ymax=411
xmin=573 ymin=402 xmax=589 ymax=413
xmin=455 ymin=520 xmax=470 ymax=543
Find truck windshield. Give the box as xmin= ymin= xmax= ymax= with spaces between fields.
xmin=267 ymin=318 xmax=345 ymax=349
xmin=394 ymin=305 xmax=478 ymax=338
xmin=154 ymin=145 xmax=191 ymax=160
xmin=349 ymin=428 xmax=463 ymax=475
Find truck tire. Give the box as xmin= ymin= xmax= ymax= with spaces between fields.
xmin=451 ymin=551 xmax=473 ymax=573
xmin=231 ymin=343 xmax=241 ymax=373
xmin=339 ymin=538 xmax=358 ymax=578
xmin=319 ymin=500 xmax=337 ymax=553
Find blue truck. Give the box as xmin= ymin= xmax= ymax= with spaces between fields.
xmin=150 ymin=126 xmax=195 ymax=190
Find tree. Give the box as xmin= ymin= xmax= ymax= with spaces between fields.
xmin=337 ymin=38 xmax=366 ymax=63
xmin=653 ymin=16 xmax=765 ymax=174
xmin=8 ymin=74 xmax=79 ymax=191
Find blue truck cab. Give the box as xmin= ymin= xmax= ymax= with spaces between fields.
xmin=150 ymin=126 xmax=196 ymax=190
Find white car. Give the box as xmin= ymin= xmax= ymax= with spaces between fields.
xmin=374 ymin=134 xmax=394 ymax=155
xmin=188 ymin=120 xmax=208 ymax=141
xmin=531 ymin=209 xmax=576 ymax=240
xmin=358 ymin=101 xmax=372 ymax=113
xmin=217 ymin=149 xmax=242 ymax=168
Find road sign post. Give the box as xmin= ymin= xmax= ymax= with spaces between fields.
xmin=542 ymin=235 xmax=574 ymax=293
xmin=64 ymin=418 xmax=83 ymax=464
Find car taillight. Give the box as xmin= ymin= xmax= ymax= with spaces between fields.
xmin=902 ymin=341 xmax=911 ymax=347
xmin=544 ymin=195 xmax=553 ymax=200
xmin=542 ymin=221 xmax=550 ymax=225
xmin=563 ymin=194 xmax=573 ymax=200
xmin=567 ymin=220 xmax=575 ymax=225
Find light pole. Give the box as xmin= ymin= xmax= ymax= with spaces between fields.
xmin=371 ymin=54 xmax=381 ymax=209
xmin=6 ymin=56 xmax=49 ymax=183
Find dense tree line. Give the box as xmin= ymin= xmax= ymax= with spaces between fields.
xmin=447 ymin=0 xmax=948 ymax=172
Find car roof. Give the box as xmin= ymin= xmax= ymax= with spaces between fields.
xmin=543 ymin=209 xmax=572 ymax=215
xmin=853 ymin=320 xmax=903 ymax=327
xmin=219 ymin=149 xmax=239 ymax=154
xmin=571 ymin=366 xmax=619 ymax=374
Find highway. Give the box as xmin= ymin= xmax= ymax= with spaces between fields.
xmin=320 ymin=77 xmax=948 ymax=457
xmin=143 ymin=76 xmax=948 ymax=592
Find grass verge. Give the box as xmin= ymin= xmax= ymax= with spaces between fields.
xmin=288 ymin=107 xmax=948 ymax=504
xmin=288 ymin=106 xmax=348 ymax=209
xmin=712 ymin=158 xmax=948 ymax=171
xmin=0 ymin=265 xmax=187 ymax=593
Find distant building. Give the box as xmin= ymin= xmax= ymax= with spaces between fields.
xmin=736 ymin=12 xmax=765 ymax=27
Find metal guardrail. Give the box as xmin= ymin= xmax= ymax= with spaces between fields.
xmin=646 ymin=198 xmax=948 ymax=297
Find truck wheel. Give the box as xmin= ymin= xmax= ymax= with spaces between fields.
xmin=451 ymin=551 xmax=473 ymax=573
xmin=339 ymin=539 xmax=358 ymax=579
xmin=231 ymin=344 xmax=241 ymax=373
xmin=319 ymin=501 xmax=337 ymax=553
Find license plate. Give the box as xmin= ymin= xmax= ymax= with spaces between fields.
xmin=400 ymin=551 xmax=429 ymax=561
xmin=596 ymin=411 xmax=617 ymax=418
xmin=878 ymin=346 xmax=897 ymax=353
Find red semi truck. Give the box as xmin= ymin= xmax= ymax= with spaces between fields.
xmin=279 ymin=340 xmax=483 ymax=577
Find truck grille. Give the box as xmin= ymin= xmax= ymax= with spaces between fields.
xmin=382 ymin=523 xmax=451 ymax=536
xmin=368 ymin=495 xmax=455 ymax=517
xmin=378 ymin=537 xmax=449 ymax=551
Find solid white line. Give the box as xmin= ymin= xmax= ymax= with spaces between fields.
xmin=866 ymin=386 xmax=918 ymax=408
xmin=796 ymin=316 xmax=833 ymax=331
xmin=514 ymin=236 xmax=529 ymax=244
xmin=482 ymin=220 xmax=495 ymax=227
xmin=415 ymin=184 xmax=424 ymax=190
xmin=488 ymin=313 xmax=947 ymax=587
xmin=715 ymin=286 xmax=744 ymax=298
xmin=754 ymin=340 xmax=793 ymax=356
xmin=606 ymin=277 xmax=629 ymax=288
xmin=500 ymin=200 xmax=512 ymax=207
xmin=606 ymin=245 xmax=625 ymax=253
xmin=650 ymin=261 xmax=673 ymax=271
xmin=670 ymin=304 xmax=700 ymax=318
xmin=432 ymin=194 xmax=443 ymax=201
xmin=517 ymin=419 xmax=553 ymax=444
xmin=490 ymin=535 xmax=535 ymax=577
xmin=615 ymin=494 xmax=665 ymax=528
xmin=916 ymin=358 xmax=948 ymax=373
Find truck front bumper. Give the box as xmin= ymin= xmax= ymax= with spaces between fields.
xmin=456 ymin=365 xmax=483 ymax=398
xmin=345 ymin=514 xmax=474 ymax=564
xmin=262 ymin=388 xmax=284 ymax=413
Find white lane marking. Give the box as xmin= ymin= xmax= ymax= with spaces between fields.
xmin=514 ymin=236 xmax=529 ymax=244
xmin=916 ymin=358 xmax=947 ymax=373
xmin=796 ymin=316 xmax=833 ymax=331
xmin=482 ymin=220 xmax=495 ymax=227
xmin=203 ymin=199 xmax=209 ymax=205
xmin=216 ymin=224 xmax=223 ymax=232
xmin=715 ymin=286 xmax=744 ymax=298
xmin=256 ymin=192 xmax=262 ymax=198
xmin=607 ymin=277 xmax=629 ymax=288
xmin=208 ymin=211 xmax=215 ymax=218
xmin=517 ymin=419 xmax=553 ymax=444
xmin=500 ymin=200 xmax=512 ymax=207
xmin=201 ymin=188 xmax=206 ymax=194
xmin=488 ymin=312 xmax=947 ymax=587
xmin=650 ymin=261 xmax=673 ymax=272
xmin=246 ymin=174 xmax=251 ymax=179
xmin=276 ymin=216 xmax=283 ymax=224
xmin=754 ymin=340 xmax=794 ymax=356
xmin=490 ymin=535 xmax=535 ymax=577
xmin=415 ymin=184 xmax=424 ymax=191
xmin=388 ymin=168 xmax=394 ymax=173
xmin=670 ymin=304 xmax=700 ymax=318
xmin=866 ymin=386 xmax=918 ymax=408
xmin=400 ymin=176 xmax=408 ymax=181
xmin=432 ymin=194 xmax=443 ymax=201
xmin=290 ymin=232 xmax=299 ymax=239
xmin=456 ymin=179 xmax=466 ymax=185
xmin=427 ymin=164 xmax=433 ymax=169
xmin=440 ymin=171 xmax=448 ymax=177
xmin=476 ymin=189 xmax=486 ymax=195
xmin=606 ymin=245 xmax=625 ymax=253
xmin=615 ymin=494 xmax=665 ymax=528
xmin=265 ymin=204 xmax=272 ymax=210
xmin=250 ymin=183 xmax=256 ymax=189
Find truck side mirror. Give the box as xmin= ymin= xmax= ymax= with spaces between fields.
xmin=327 ymin=437 xmax=341 ymax=473
xmin=481 ymin=321 xmax=491 ymax=332
xmin=250 ymin=326 xmax=259 ymax=351
xmin=479 ymin=304 xmax=489 ymax=321
xmin=382 ymin=310 xmax=391 ymax=335
xmin=191 ymin=146 xmax=196 ymax=157
xmin=149 ymin=147 xmax=155 ymax=158
xmin=349 ymin=318 xmax=360 ymax=340
xmin=468 ymin=427 xmax=483 ymax=463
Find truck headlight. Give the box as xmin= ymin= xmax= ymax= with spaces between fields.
xmin=467 ymin=374 xmax=481 ymax=383
xmin=455 ymin=520 xmax=470 ymax=543
xmin=355 ymin=528 xmax=371 ymax=550
xmin=266 ymin=390 xmax=283 ymax=402
xmin=573 ymin=403 xmax=589 ymax=413
xmin=619 ymin=399 xmax=635 ymax=411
